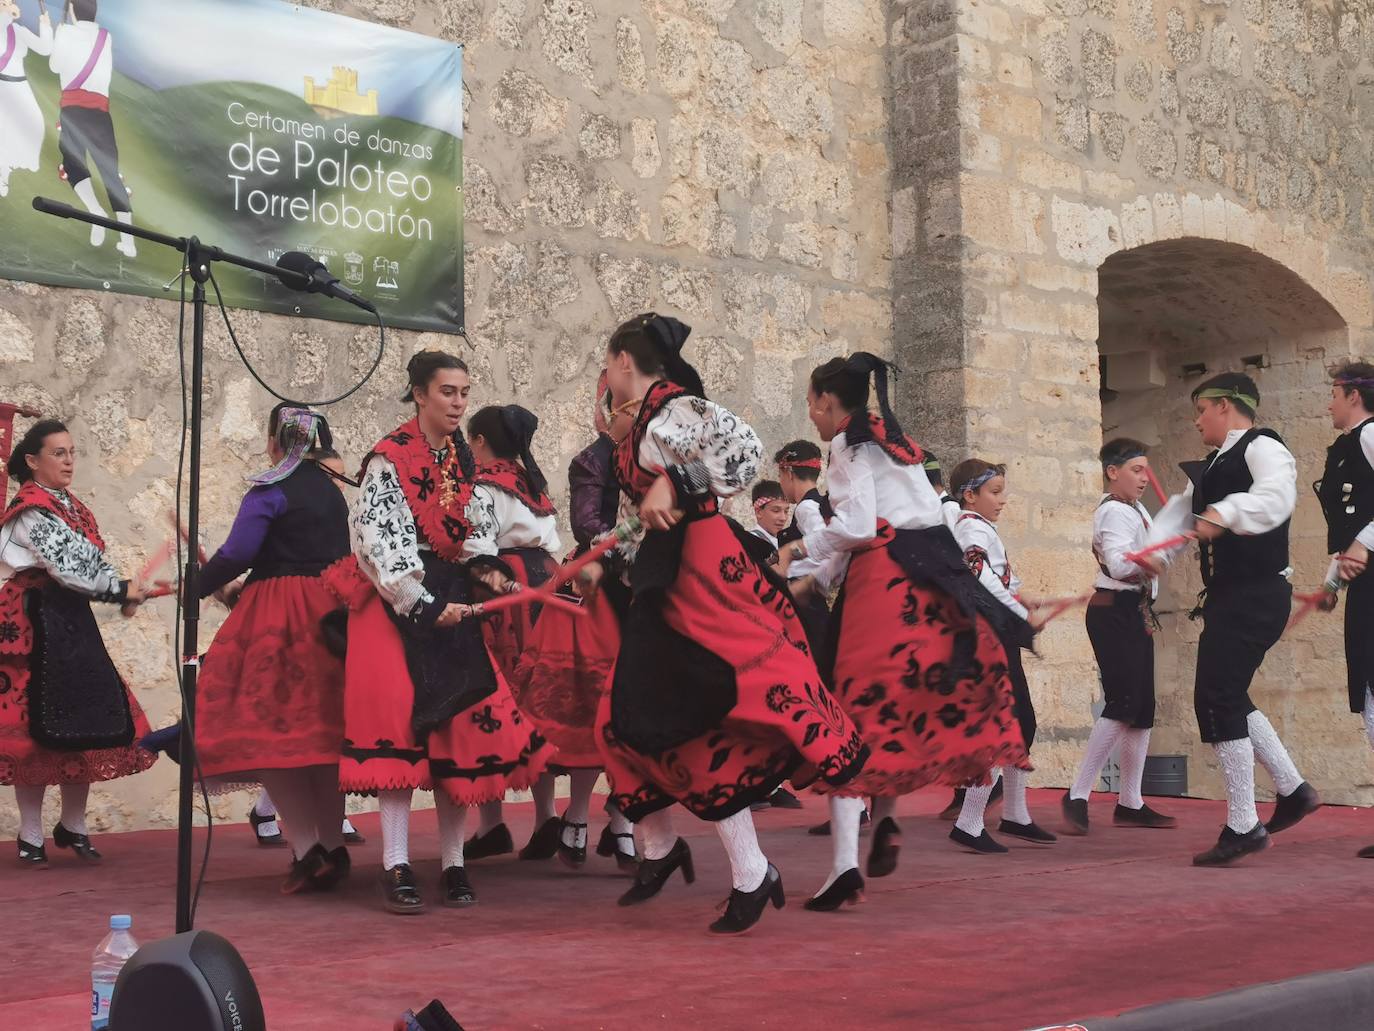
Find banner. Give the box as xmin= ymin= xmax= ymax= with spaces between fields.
xmin=0 ymin=0 xmax=463 ymax=333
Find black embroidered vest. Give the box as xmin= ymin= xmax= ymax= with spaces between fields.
xmin=1316 ymin=417 xmax=1374 ymax=554
xmin=1186 ymin=428 xmax=1290 ymax=587
xmin=245 ymin=461 xmax=351 ymax=584
xmin=777 ymin=488 xmax=830 ymax=547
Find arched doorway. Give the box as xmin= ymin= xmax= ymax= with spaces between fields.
xmin=1095 ymin=239 xmax=1364 ymax=804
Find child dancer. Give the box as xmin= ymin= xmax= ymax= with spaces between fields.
xmin=748 ymin=480 xmax=789 ymax=553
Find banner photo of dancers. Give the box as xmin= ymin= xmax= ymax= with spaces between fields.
xmin=0 ymin=0 xmax=463 ymax=332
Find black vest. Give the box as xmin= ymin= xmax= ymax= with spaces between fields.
xmin=1316 ymin=417 xmax=1374 ymax=554
xmin=244 ymin=461 xmax=351 ymax=584
xmin=777 ymin=488 xmax=829 ymax=547
xmin=1185 ymin=428 xmax=1291 ymax=588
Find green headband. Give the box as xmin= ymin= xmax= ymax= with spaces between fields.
xmin=1195 ymin=387 xmax=1258 ymax=411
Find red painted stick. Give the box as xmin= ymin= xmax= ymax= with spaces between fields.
xmin=1125 ymin=533 xmax=1193 ymax=569
xmin=169 ymin=511 xmax=209 ymax=564
xmin=1030 ymin=592 xmax=1093 ymax=626
xmin=1286 ymin=589 xmax=1336 ymax=634
xmin=1144 ymin=466 xmax=1170 ymax=507
xmin=0 ymin=402 xmax=42 ymax=502
xmin=477 ymin=517 xmax=643 ymax=618
xmin=134 ymin=536 xmax=176 ymax=588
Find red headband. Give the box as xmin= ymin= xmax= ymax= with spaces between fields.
xmin=753 ymin=496 xmax=781 ymax=511
xmin=777 ymin=458 xmax=822 ymax=470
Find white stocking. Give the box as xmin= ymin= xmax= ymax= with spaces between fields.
xmin=955 ymin=773 xmax=999 ymax=837
xmin=258 ymin=771 xmax=321 ymax=860
xmin=1213 ymin=738 xmax=1258 ymax=833
xmin=1117 ymin=728 xmax=1151 ymax=810
xmin=605 ymin=800 xmax=636 ymax=858
xmin=561 ymin=769 xmax=599 ymax=849
xmin=1247 ymin=711 xmax=1303 ymax=796
xmin=477 ymin=799 xmax=504 ymax=834
xmin=637 ymin=806 xmax=676 ymax=861
xmin=1070 ymin=718 xmax=1126 ymax=801
xmin=379 ymin=789 xmax=412 ymax=870
xmin=434 ymin=793 xmax=468 ymax=869
xmin=1364 ymin=689 xmax=1374 ymax=750
xmin=1001 ymin=767 xmax=1031 ymax=825
xmin=14 ymin=785 xmax=45 ymax=847
xmin=715 ymin=809 xmax=768 ymax=892
xmin=531 ymin=773 xmax=557 ymax=825
xmin=115 ymin=210 xmax=137 ymax=258
xmin=72 ymin=178 xmax=108 ymax=245
xmin=816 ymin=796 xmax=864 ymax=896
xmin=59 ymin=783 xmax=90 ymax=836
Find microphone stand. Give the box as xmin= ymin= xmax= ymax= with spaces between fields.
xmin=31 ymin=197 xmax=312 ymax=934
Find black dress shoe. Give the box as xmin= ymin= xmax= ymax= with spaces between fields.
xmin=341 ymin=819 xmax=366 ymax=845
xmin=466 ymin=823 xmax=515 ymax=860
xmin=53 ymin=823 xmax=102 ymax=861
xmin=313 ymin=846 xmax=351 ymax=891
xmin=950 ymin=826 xmax=1008 ymax=853
xmin=1192 ymin=824 xmax=1270 ymax=866
xmin=618 ymin=837 xmax=695 ymax=906
xmin=1061 ymin=792 xmax=1089 ymax=835
xmin=378 ymin=863 xmax=425 ymax=914
xmin=518 ymin=818 xmax=560 ymax=861
xmin=938 ymin=789 xmax=965 ymax=821
xmin=596 ymin=826 xmax=640 ymax=872
xmin=867 ymin=817 xmax=901 ymax=878
xmin=557 ymin=820 xmax=588 ymax=869
xmin=1265 ymin=782 xmax=1320 ymax=834
xmin=441 ymin=865 xmax=477 ymax=907
xmin=709 ymin=863 xmax=785 ymax=934
xmin=249 ymin=808 xmax=287 ymax=848
xmin=803 ymin=868 xmax=864 ymax=912
xmin=16 ymin=838 xmax=47 ymax=866
xmin=998 ymin=819 xmax=1057 ymax=844
xmin=281 ymin=844 xmax=331 ymax=895
xmin=1113 ymin=803 xmax=1177 ymax=829
xmin=1357 ymin=844 xmax=1374 ymax=859
xmin=768 ymin=788 xmax=803 ymax=810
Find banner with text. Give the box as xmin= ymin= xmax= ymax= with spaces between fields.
xmin=0 ymin=0 xmax=462 ymax=332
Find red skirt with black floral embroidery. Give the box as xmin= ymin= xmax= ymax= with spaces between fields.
xmin=821 ymin=535 xmax=1029 ymax=796
xmin=597 ymin=514 xmax=867 ymax=822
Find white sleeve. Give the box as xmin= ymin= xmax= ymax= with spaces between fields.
xmin=352 ymin=456 xmax=432 ymax=616
xmin=1357 ymin=425 xmax=1374 ymax=552
xmin=793 ymin=499 xmax=826 ymax=538
xmin=1142 ymin=484 xmax=1196 ymax=566
xmin=462 ymin=485 xmax=500 ymax=560
xmin=1210 ymin=436 xmax=1297 ymax=535
xmin=955 ymin=519 xmax=1027 ymax=619
xmin=650 ymin=398 xmax=764 ymax=500
xmin=15 ymin=509 xmax=123 ymax=598
xmin=802 ymin=444 xmax=877 ymax=562
xmin=19 ymin=20 xmax=54 ymax=55
xmin=1097 ymin=505 xmax=1145 ymax=583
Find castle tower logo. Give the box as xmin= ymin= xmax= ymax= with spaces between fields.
xmin=303 ymin=67 xmax=379 ymax=119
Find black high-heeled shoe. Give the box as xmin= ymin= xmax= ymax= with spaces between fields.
xmin=708 ymin=863 xmax=785 ymax=934
xmin=617 ymin=837 xmax=695 ymax=906
xmin=378 ymin=863 xmax=426 ymax=914
xmin=866 ymin=817 xmax=900 ymax=878
xmin=281 ymin=844 xmax=331 ymax=895
xmin=596 ymin=826 xmax=640 ymax=872
xmin=803 ymin=868 xmax=865 ymax=912
xmin=53 ymin=823 xmax=102 ymax=862
xmin=312 ymin=846 xmax=351 ymax=891
xmin=557 ymin=820 xmax=588 ymax=869
xmin=518 ymin=818 xmax=560 ymax=861
xmin=441 ymin=865 xmax=477 ymax=907
xmin=16 ymin=838 xmax=47 ymax=867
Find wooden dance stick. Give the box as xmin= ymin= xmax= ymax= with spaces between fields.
xmin=1144 ymin=466 xmax=1170 ymax=507
xmin=1125 ymin=533 xmax=1193 ymax=569
xmin=134 ymin=536 xmax=176 ymax=589
xmin=1286 ymin=588 xmax=1338 ymax=634
xmin=476 ymin=517 xmax=644 ymax=618
xmin=0 ymin=402 xmax=42 ymax=501
xmin=1027 ymin=592 xmax=1093 ymax=626
xmin=169 ymin=511 xmax=209 ymax=564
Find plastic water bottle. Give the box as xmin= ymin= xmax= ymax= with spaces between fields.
xmin=91 ymin=915 xmax=138 ymax=1030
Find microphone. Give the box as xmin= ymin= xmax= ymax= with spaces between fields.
xmin=274 ymin=250 xmax=377 ymax=314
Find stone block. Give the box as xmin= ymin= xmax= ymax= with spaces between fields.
xmin=1054 ymin=96 xmax=1090 ymax=152
xmin=1024 ymin=261 xmax=1097 ymax=295
xmin=1152 ymin=191 xmax=1183 ymax=238
xmin=1001 ymin=295 xmax=1060 ymax=334
xmin=594 ymin=254 xmax=653 ymax=319
xmin=526 ymin=156 xmax=587 ymax=227
xmin=961 ymin=176 xmax=1046 ymax=254
xmin=1017 ymin=150 xmax=1083 ymax=191
xmin=1081 ymin=28 xmax=1118 ymax=99
xmin=1051 ymin=197 xmax=1122 ymax=266
xmin=960 ymin=129 xmax=1004 ymax=172
xmin=57 ymin=298 xmax=106 ymax=377
xmin=1135 ymin=118 xmax=1178 ymax=180
xmin=754 ymin=0 xmax=802 ymax=54
xmin=823 ymin=0 xmax=884 ymax=46
xmin=1327 ymin=267 xmax=1374 ymax=328
xmin=0 ymin=306 xmax=34 ymax=364
xmin=578 ymin=114 xmax=622 ymax=160
xmin=630 ymin=118 xmax=661 ymax=178
xmin=1120 ymin=195 xmax=1154 ymax=249
xmin=538 ymin=0 xmax=594 ymax=86
xmin=616 ymin=17 xmax=648 ymax=92
xmin=969 ymin=330 xmax=1026 ymax=371
xmin=974 ymin=85 xmax=1043 ymax=139
xmin=761 ymin=64 xmax=835 ymax=140
xmin=1084 ymin=170 xmax=1135 ymax=200
xmin=1039 ymin=19 xmax=1074 ymax=85
xmin=998 ymin=52 xmax=1035 ymax=90
xmin=491 ymin=69 xmax=568 ymax=137
xmin=956 ymin=0 xmax=1015 ymax=43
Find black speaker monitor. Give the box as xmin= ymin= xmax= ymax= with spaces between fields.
xmin=111 ymin=930 xmax=264 ymax=1031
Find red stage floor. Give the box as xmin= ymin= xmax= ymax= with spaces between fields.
xmin=1 ymin=789 xmax=1369 ymax=1030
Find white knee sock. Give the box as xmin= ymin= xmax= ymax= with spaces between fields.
xmin=561 ymin=769 xmax=599 ymax=849
xmin=638 ymin=806 xmax=676 ymax=861
xmin=115 ymin=210 xmax=137 ymax=258
xmin=72 ymin=178 xmax=108 ymax=245
xmin=1365 ymin=689 xmax=1374 ymax=750
xmin=477 ymin=799 xmax=504 ymax=834
xmin=715 ymin=809 xmax=768 ymax=892
xmin=254 ymin=789 xmax=276 ymax=818
xmin=434 ymin=793 xmax=468 ymax=869
xmin=258 ymin=772 xmax=321 ymax=860
xmin=1213 ymin=739 xmax=1258 ymax=833
xmin=531 ymin=773 xmax=557 ymax=825
xmin=1247 ymin=711 xmax=1303 ymax=796
xmin=1117 ymin=728 xmax=1151 ymax=810
xmin=955 ymin=772 xmax=999 ymax=836
xmin=1001 ymin=767 xmax=1032 ymax=825
xmin=15 ymin=785 xmax=45 ymax=847
xmin=379 ymin=789 xmax=412 ymax=870
xmin=816 ymin=796 xmax=864 ymax=896
xmin=310 ymin=768 xmax=346 ymax=852
xmin=1070 ymin=718 xmax=1126 ymax=801
xmin=604 ymin=800 xmax=636 ymax=857
xmin=59 ymin=783 xmax=90 ymax=836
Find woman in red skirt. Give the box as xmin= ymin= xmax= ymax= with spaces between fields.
xmin=325 ymin=351 xmax=552 ymax=914
xmin=778 ymin=354 xmax=1029 ymax=910
xmin=1 ymin=419 xmax=155 ymax=865
xmin=588 ymin=313 xmax=868 ymax=935
xmin=194 ymin=404 xmax=352 ymax=893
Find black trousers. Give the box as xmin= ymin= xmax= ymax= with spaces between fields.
xmin=1085 ymin=589 xmax=1155 ymax=729
xmin=1345 ymin=573 xmax=1374 ymax=714
xmin=59 ymin=105 xmax=131 ymax=212
xmin=1194 ymin=577 xmax=1290 ymax=743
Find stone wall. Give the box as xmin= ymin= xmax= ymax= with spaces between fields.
xmin=0 ymin=0 xmax=892 ymax=834
xmin=894 ymin=0 xmax=1374 ymax=796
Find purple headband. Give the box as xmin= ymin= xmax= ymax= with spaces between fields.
xmin=1335 ymin=377 xmax=1374 ymax=389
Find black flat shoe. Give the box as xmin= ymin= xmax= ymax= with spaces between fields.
xmin=249 ymin=808 xmax=286 ymax=848
xmin=768 ymin=788 xmax=803 ymax=810
xmin=1113 ymin=803 xmax=1177 ymax=829
xmin=998 ymin=819 xmax=1057 ymax=844
xmin=1357 ymin=844 xmax=1374 ymax=859
xmin=867 ymin=817 xmax=901 ymax=878
xmin=938 ymin=789 xmax=965 ymax=821
xmin=519 ymin=818 xmax=560 ymax=861
xmin=379 ymin=863 xmax=425 ymax=914
xmin=282 ymin=843 xmax=331 ymax=895
xmin=466 ymin=823 xmax=515 ymax=861
xmin=441 ymin=865 xmax=477 ymax=907
xmin=950 ymin=826 xmax=1008 ymax=853
xmin=1265 ymin=782 xmax=1320 ymax=834
xmin=53 ymin=823 xmax=102 ymax=862
xmin=803 ymin=868 xmax=865 ymax=912
xmin=1192 ymin=824 xmax=1270 ymax=867
xmin=618 ymin=837 xmax=694 ymax=906
xmin=709 ymin=863 xmax=784 ymax=934
xmin=596 ymin=826 xmax=640 ymax=871
xmin=341 ymin=819 xmax=366 ymax=845
xmin=1061 ymin=792 xmax=1089 ymax=835
xmin=16 ymin=838 xmax=47 ymax=867
xmin=313 ymin=846 xmax=351 ymax=891
xmin=557 ymin=820 xmax=588 ymax=869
